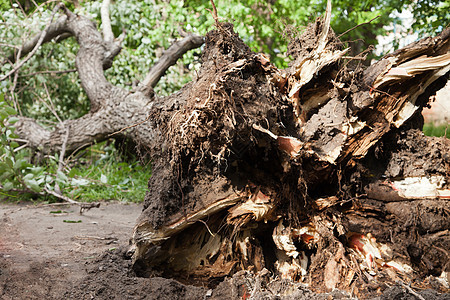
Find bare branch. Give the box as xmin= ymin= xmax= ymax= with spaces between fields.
xmin=138 ymin=33 xmax=204 ymax=94
xmin=101 ymin=0 xmax=114 ymax=43
xmin=43 ymin=187 xmax=80 ymax=204
xmin=54 ymin=126 xmax=70 ymax=196
xmin=1 ymin=3 xmax=66 ymax=81
xmin=20 ymin=69 xmax=77 ymax=77
xmin=337 ymin=15 xmax=381 ymax=39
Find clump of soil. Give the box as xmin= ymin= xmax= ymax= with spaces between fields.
xmin=63 ymin=247 xmax=206 ymax=300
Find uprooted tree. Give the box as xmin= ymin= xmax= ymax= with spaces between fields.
xmin=3 ymin=1 xmax=450 ymax=297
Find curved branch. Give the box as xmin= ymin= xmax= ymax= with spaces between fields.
xmin=1 ymin=3 xmax=66 ymax=81
xmin=5 ymin=16 xmax=70 ymax=66
xmin=138 ymin=33 xmax=204 ymax=94
xmin=64 ymin=9 xmax=127 ymax=111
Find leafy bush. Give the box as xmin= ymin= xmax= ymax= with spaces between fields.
xmin=0 ymin=94 xmax=42 ymax=196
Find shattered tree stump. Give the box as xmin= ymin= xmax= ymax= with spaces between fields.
xmin=131 ymin=12 xmax=450 ymax=298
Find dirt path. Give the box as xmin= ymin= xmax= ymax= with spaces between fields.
xmin=0 ymin=202 xmax=138 ymax=298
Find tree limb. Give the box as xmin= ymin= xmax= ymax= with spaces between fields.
xmin=63 ymin=8 xmax=127 ymax=111
xmin=101 ymin=0 xmax=114 ymax=43
xmin=1 ymin=3 xmax=66 ymax=81
xmin=13 ymin=91 xmax=160 ymax=153
xmin=138 ymin=33 xmax=204 ymax=94
xmin=4 ymin=16 xmax=70 ymax=65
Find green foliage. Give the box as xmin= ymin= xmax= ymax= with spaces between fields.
xmin=1 ymin=93 xmax=149 ymax=202
xmin=0 ymin=0 xmax=10 ymax=10
xmin=423 ymin=123 xmax=450 ymax=139
xmin=0 ymin=95 xmax=41 ymax=196
xmin=63 ymin=143 xmax=151 ymax=203
xmin=408 ymin=0 xmax=449 ymax=36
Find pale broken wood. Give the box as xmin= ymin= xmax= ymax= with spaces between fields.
xmin=133 ymin=194 xmax=243 ymax=244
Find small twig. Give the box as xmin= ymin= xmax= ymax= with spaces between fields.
xmin=0 ymin=3 xmax=64 ymax=81
xmin=109 ymin=114 xmax=151 ymax=137
xmin=54 ymin=126 xmax=70 ymax=195
xmin=338 ymin=15 xmax=381 ymax=39
xmin=42 ymin=81 xmax=63 ymax=124
xmin=43 ymin=187 xmax=101 ymax=214
xmin=209 ymin=0 xmax=220 ymax=28
xmin=0 ymin=43 xmax=20 ymax=49
xmin=60 ymin=128 xmax=70 ymax=163
xmin=252 ymin=124 xmax=278 ymax=140
xmin=197 ymin=219 xmax=215 ymax=237
xmin=44 ymin=187 xmax=79 ymax=204
xmin=73 ymin=235 xmax=116 ymax=241
xmin=397 ymin=281 xmax=426 ymax=300
xmin=20 ymin=69 xmax=76 ymax=77
xmin=9 ymin=47 xmax=22 ymax=113
xmin=13 ymin=143 xmax=29 ymax=152
xmin=341 ymin=56 xmax=367 ymax=60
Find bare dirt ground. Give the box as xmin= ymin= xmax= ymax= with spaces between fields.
xmin=0 ymin=201 xmax=205 ymax=300
xmin=0 ymin=201 xmax=448 ymax=300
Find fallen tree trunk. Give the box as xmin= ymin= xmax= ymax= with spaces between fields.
xmin=4 ymin=2 xmax=449 ymax=297
xmin=130 ymin=6 xmax=450 ymax=298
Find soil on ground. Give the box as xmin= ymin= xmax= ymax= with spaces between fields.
xmin=1 ymin=201 xmax=448 ymax=299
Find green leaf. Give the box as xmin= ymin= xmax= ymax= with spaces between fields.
xmin=4 ymin=107 xmax=16 ymax=115
xmin=63 ymin=220 xmax=82 ymax=223
xmin=2 ymin=181 xmax=14 ymax=191
xmin=68 ymin=168 xmax=79 ymax=178
xmin=56 ymin=170 xmax=68 ymax=183
xmin=0 ymin=162 xmax=8 ymax=173
xmin=0 ymin=171 xmax=13 ymax=181
xmin=8 ymin=116 xmax=19 ymax=124
xmin=24 ymin=178 xmax=41 ymax=193
xmin=23 ymin=173 xmax=35 ymax=180
xmin=13 ymin=158 xmax=29 ymax=171
xmin=4 ymin=157 xmax=13 ymax=168
xmin=30 ymin=167 xmax=44 ymax=175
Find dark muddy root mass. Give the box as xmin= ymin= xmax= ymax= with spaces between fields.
xmin=131 ymin=19 xmax=450 ymax=298
xmin=141 ymin=23 xmax=297 ymax=229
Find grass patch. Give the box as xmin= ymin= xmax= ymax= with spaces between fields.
xmin=423 ymin=123 xmax=450 ymax=138
xmin=64 ymin=143 xmax=151 ymax=203
xmin=0 ymin=141 xmax=151 ymax=203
